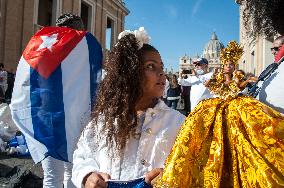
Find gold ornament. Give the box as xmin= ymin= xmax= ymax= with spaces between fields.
xmin=220 ymin=41 xmax=243 ymax=65
xmin=204 ymin=41 xmax=244 ymax=99
xmin=154 ymin=96 xmax=284 ymax=188
xmin=206 ymin=73 xmax=241 ymax=100
xmin=153 ymin=40 xmax=284 ymax=188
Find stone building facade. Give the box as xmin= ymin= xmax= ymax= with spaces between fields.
xmin=179 ymin=32 xmax=224 ymax=73
xmin=236 ymin=0 xmax=274 ymax=76
xmin=178 ymin=54 xmax=194 ymax=73
xmin=202 ymin=32 xmax=224 ymax=72
xmin=0 ymin=0 xmax=129 ymax=72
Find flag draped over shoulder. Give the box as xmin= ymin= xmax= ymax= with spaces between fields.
xmin=10 ymin=27 xmax=102 ymax=163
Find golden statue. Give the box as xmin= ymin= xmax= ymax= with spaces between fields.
xmin=154 ymin=41 xmax=284 ymax=188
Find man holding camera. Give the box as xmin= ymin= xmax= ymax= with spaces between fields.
xmin=178 ymin=58 xmax=213 ymax=111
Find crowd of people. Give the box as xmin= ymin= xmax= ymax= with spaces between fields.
xmin=0 ymin=0 xmax=284 ymax=187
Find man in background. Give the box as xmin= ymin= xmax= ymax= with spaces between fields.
xmin=271 ymin=36 xmax=284 ymax=57
xmin=257 ymin=36 xmax=284 ymax=113
xmin=178 ymin=58 xmax=213 ymax=111
xmin=241 ymin=0 xmax=284 ymax=113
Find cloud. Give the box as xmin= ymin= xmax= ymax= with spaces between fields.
xmin=191 ymin=0 xmax=204 ymax=18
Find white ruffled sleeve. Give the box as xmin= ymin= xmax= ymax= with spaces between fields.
xmin=72 ymin=122 xmax=100 ymax=188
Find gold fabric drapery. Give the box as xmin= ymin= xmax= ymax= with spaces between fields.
xmin=155 ymin=96 xmax=284 ymax=188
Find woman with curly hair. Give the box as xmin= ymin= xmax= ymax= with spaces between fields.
xmin=71 ymin=28 xmax=185 ymax=188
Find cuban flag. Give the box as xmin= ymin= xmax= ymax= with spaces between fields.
xmin=10 ymin=27 xmax=102 ymax=163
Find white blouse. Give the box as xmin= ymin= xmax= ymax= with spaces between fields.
xmin=71 ymin=100 xmax=185 ymax=187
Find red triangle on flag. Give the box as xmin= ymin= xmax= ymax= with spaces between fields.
xmin=23 ymin=27 xmax=86 ymax=79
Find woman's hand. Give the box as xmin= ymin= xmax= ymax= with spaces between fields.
xmin=145 ymin=168 xmax=163 ymax=185
xmin=83 ymin=172 xmax=111 ymax=188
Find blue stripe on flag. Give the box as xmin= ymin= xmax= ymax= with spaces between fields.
xmin=29 ymin=66 xmax=68 ymax=161
xmin=85 ymin=32 xmax=102 ymax=109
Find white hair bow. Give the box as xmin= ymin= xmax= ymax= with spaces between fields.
xmin=118 ymin=27 xmax=151 ymax=49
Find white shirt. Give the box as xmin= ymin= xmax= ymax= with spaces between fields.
xmin=178 ymin=72 xmax=213 ymax=111
xmin=71 ymin=100 xmax=185 ymax=187
xmin=258 ymin=62 xmax=284 ymax=114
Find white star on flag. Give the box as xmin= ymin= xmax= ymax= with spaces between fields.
xmin=37 ymin=34 xmax=58 ymax=52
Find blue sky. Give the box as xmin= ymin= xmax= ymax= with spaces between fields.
xmin=124 ymin=0 xmax=240 ymax=72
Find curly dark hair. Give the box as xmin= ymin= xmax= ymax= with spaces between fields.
xmin=92 ymin=34 xmax=159 ymax=154
xmin=240 ymin=0 xmax=284 ymax=37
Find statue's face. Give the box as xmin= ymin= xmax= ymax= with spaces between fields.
xmin=223 ymin=61 xmax=235 ymax=74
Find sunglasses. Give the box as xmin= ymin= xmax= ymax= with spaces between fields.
xmin=270 ymin=47 xmax=280 ymax=52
